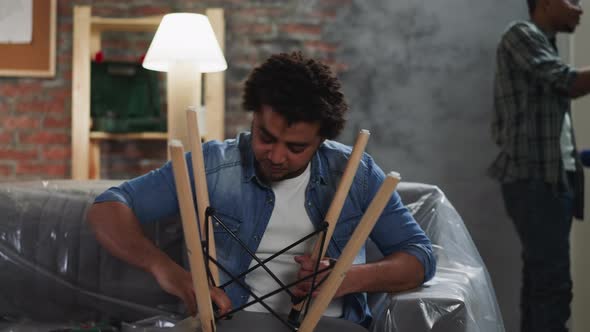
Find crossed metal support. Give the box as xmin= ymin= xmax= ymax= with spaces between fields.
xmin=201 ymin=207 xmax=333 ymax=331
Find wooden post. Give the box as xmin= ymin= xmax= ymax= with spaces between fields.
xmin=187 ymin=107 xmax=219 ymax=285
xmin=167 ymin=64 xmax=201 ymax=151
xmin=169 ymin=140 xmax=216 ymax=332
xmin=204 ymin=8 xmax=225 ymax=141
xmin=71 ymin=6 xmax=92 ymax=179
xmin=298 ymin=172 xmax=401 ymax=332
xmin=88 ymin=140 xmax=101 ymax=179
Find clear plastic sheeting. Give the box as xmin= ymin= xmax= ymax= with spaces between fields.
xmin=0 ymin=180 xmax=183 ymax=324
xmin=0 ymin=180 xmax=503 ymax=332
xmin=367 ymin=183 xmax=504 ymax=332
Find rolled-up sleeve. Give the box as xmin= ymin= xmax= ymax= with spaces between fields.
xmin=94 ymin=154 xmax=190 ymax=224
xmin=365 ymin=156 xmax=437 ymax=283
xmin=503 ymin=22 xmax=578 ymax=94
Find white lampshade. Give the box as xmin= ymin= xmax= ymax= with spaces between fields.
xmin=143 ymin=13 xmax=227 ymax=73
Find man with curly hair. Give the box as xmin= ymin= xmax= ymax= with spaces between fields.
xmin=87 ymin=52 xmax=435 ymax=327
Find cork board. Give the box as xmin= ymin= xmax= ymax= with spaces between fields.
xmin=0 ymin=0 xmax=56 ymax=77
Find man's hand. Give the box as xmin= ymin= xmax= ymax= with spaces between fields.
xmin=210 ymin=286 xmax=232 ymax=316
xmin=149 ymin=257 xmax=232 ymax=316
xmin=150 ymin=257 xmax=197 ymax=314
xmin=292 ymin=255 xmax=349 ymax=299
xmin=293 ymin=251 xmax=425 ymax=300
xmin=87 ymin=202 xmax=233 ymax=316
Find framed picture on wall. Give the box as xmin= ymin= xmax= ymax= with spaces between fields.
xmin=0 ymin=0 xmax=56 ymax=78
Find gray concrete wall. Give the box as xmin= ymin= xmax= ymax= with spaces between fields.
xmin=321 ymin=1 xmax=530 ymax=331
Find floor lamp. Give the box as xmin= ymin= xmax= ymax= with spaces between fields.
xmin=142 ymin=13 xmax=227 ymax=148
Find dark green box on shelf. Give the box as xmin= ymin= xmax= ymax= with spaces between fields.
xmin=91 ymin=61 xmax=166 ymax=133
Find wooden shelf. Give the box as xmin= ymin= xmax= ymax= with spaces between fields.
xmin=90 ymin=131 xmax=168 ymax=140
xmin=90 ymin=16 xmax=162 ymax=32
xmin=71 ymin=6 xmax=225 ymax=180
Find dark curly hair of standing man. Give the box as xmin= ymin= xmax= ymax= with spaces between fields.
xmin=242 ymin=52 xmax=348 ymax=140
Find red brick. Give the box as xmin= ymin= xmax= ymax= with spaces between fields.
xmin=16 ymin=101 xmax=47 ymax=113
xmin=57 ymin=0 xmax=73 ymax=16
xmin=280 ymin=24 xmax=322 ymax=36
xmin=133 ymin=5 xmax=169 ymax=16
xmin=43 ymin=116 xmax=71 ymax=129
xmin=19 ymin=132 xmax=69 ymax=144
xmin=132 ymin=40 xmax=152 ymax=52
xmin=0 ymin=147 xmax=38 ymax=160
xmin=310 ymin=10 xmax=338 ymax=19
xmin=48 ymin=89 xmax=71 ymax=102
xmin=16 ymin=162 xmax=67 ymax=177
xmin=58 ymin=53 xmax=73 ymax=66
xmin=0 ymin=82 xmax=42 ymax=97
xmin=58 ymin=21 xmax=73 ymax=34
xmin=239 ymin=8 xmax=285 ymax=17
xmin=0 ymin=132 xmax=12 ymax=144
xmin=1 ymin=116 xmax=40 ymax=129
xmin=0 ymin=102 xmax=11 ymax=113
xmin=45 ymin=99 xmax=67 ymax=113
xmin=235 ymin=24 xmax=273 ymax=35
xmin=92 ymin=7 xmax=119 ymax=17
xmin=304 ymin=41 xmax=338 ymax=53
xmin=43 ymin=146 xmax=71 ymax=160
xmin=61 ymin=70 xmax=73 ymax=82
xmin=0 ymin=164 xmax=14 ymax=177
xmin=102 ymin=39 xmax=130 ymax=50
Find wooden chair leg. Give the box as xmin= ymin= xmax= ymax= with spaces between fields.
xmin=169 ymin=140 xmax=216 ymax=332
xmin=187 ymin=107 xmax=219 ymax=285
xmin=289 ymin=130 xmax=370 ymax=322
xmin=298 ymin=172 xmax=401 ymax=332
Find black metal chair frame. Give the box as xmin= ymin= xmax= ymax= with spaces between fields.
xmin=202 ymin=207 xmax=335 ymax=331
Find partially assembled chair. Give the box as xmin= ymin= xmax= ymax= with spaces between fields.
xmin=165 ymin=108 xmax=397 ymax=331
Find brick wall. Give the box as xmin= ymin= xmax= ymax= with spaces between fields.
xmin=0 ymin=0 xmax=349 ymax=180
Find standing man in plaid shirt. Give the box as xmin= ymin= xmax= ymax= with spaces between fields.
xmin=489 ymin=0 xmax=590 ymax=331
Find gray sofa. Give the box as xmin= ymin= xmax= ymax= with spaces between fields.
xmin=0 ymin=180 xmax=504 ymax=331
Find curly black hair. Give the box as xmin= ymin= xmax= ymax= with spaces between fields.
xmin=527 ymin=0 xmax=536 ymax=14
xmin=242 ymin=52 xmax=348 ymax=139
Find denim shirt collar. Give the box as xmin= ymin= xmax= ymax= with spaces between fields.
xmin=309 ymin=147 xmax=328 ymax=186
xmin=239 ymin=132 xmax=327 ymax=187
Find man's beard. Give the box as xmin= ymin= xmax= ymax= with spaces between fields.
xmin=255 ymin=160 xmax=286 ymax=183
xmin=255 ymin=159 xmax=307 ymax=183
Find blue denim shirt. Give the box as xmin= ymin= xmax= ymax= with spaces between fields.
xmin=95 ymin=132 xmax=436 ymax=326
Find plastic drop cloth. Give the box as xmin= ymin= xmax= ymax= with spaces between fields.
xmin=0 ymin=180 xmax=504 ymax=332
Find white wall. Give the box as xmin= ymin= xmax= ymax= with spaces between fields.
xmin=571 ymin=1 xmax=590 ymax=330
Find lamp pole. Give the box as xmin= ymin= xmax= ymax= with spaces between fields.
xmin=167 ymin=62 xmax=202 ymax=150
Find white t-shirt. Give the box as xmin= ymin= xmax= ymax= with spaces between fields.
xmin=561 ymin=113 xmax=576 ymax=172
xmin=244 ymin=164 xmax=343 ymax=317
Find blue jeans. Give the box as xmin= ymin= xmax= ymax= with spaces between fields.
xmin=501 ymin=179 xmax=573 ymax=332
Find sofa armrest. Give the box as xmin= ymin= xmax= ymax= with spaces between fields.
xmin=365 ymin=183 xmax=504 ymax=332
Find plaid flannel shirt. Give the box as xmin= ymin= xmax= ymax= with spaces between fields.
xmin=489 ymin=20 xmax=579 ymax=185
